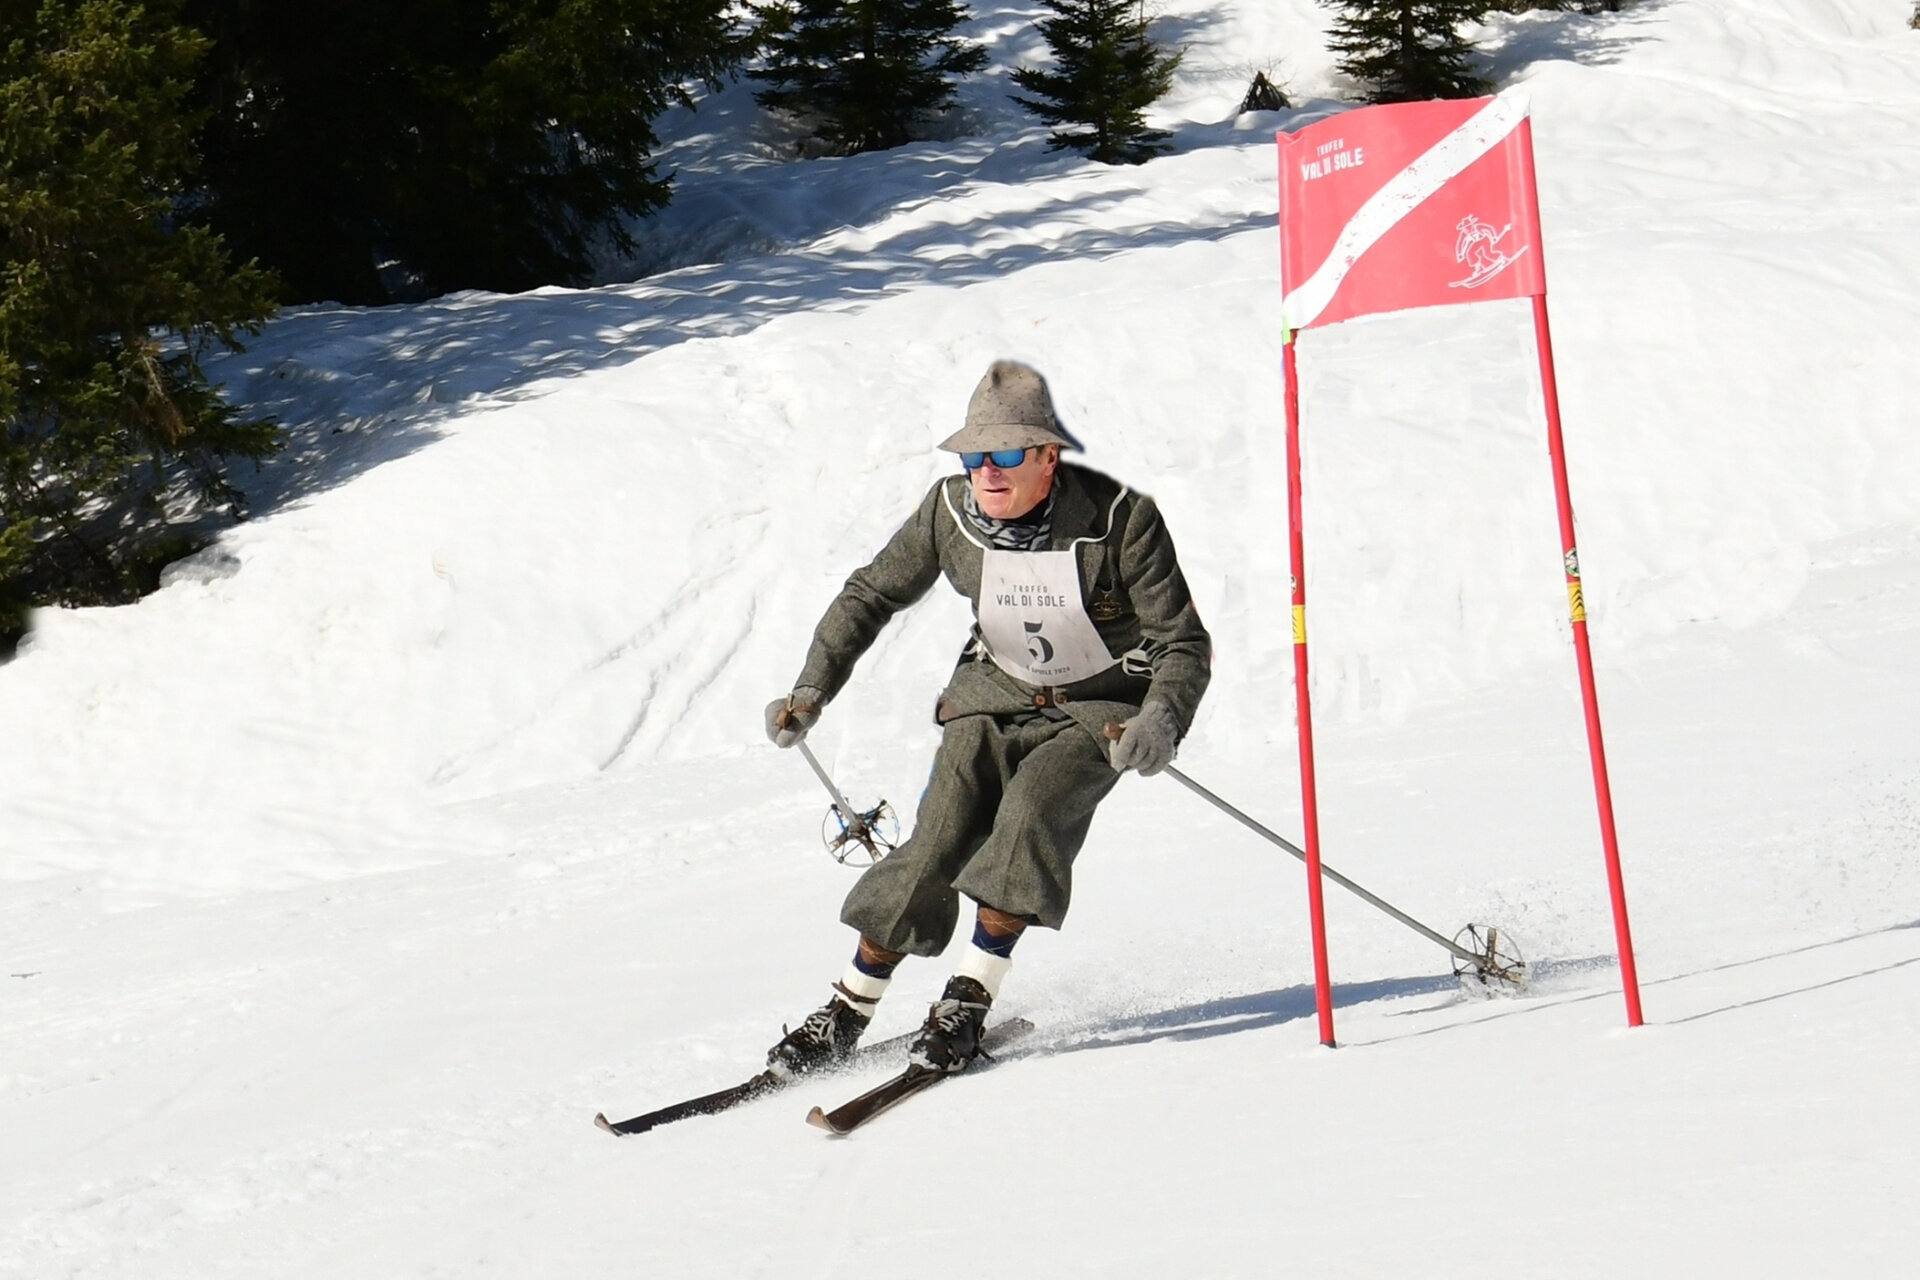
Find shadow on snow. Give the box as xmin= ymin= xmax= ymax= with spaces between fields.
xmin=1478 ymin=0 xmax=1674 ymax=79
xmin=224 ymin=158 xmax=1271 ymax=517
xmin=1033 ymin=972 xmax=1465 ymax=1056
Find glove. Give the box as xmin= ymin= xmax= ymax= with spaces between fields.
xmin=764 ymin=686 xmax=826 ymax=748
xmin=1109 ymin=699 xmax=1180 ymax=776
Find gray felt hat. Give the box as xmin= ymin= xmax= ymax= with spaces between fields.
xmin=938 ymin=361 xmax=1082 ymax=453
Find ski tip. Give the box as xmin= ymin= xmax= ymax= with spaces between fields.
xmin=806 ymin=1106 xmax=845 ymax=1136
xmin=594 ymin=1112 xmax=614 ymax=1133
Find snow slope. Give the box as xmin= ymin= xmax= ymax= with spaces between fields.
xmin=5 ymin=1 xmax=1920 ymax=1275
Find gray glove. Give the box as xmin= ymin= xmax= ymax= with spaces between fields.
xmin=1109 ymin=699 xmax=1180 ymax=776
xmin=764 ymin=686 xmax=827 ymax=748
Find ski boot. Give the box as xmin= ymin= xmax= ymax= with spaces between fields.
xmin=906 ymin=976 xmax=992 ymax=1075
xmin=767 ymin=995 xmax=871 ymax=1081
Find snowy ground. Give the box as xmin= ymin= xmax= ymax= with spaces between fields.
xmin=6 ymin=1 xmax=1920 ymax=1275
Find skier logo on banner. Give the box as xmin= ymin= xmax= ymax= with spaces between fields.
xmin=1451 ymin=214 xmax=1528 ymax=290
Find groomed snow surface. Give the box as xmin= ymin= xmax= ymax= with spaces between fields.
xmin=6 ymin=1 xmax=1920 ymax=1274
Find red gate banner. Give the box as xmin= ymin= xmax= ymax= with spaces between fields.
xmin=1279 ymin=94 xmax=1545 ymax=331
xmin=1273 ymin=91 xmax=1645 ymax=1032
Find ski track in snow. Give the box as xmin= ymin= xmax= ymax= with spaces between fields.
xmin=7 ymin=0 xmax=1920 ymax=1274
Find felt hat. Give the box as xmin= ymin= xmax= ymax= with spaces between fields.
xmin=938 ymin=361 xmax=1082 ymax=453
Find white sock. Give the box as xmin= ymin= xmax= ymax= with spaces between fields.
xmin=833 ymin=963 xmax=891 ymax=1017
xmin=953 ymin=943 xmax=1013 ymax=1001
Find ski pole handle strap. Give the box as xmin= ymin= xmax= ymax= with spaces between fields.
xmin=1106 ymin=703 xmax=1179 ymax=776
xmin=776 ymin=699 xmax=823 ymax=729
xmin=766 ymin=688 xmax=826 ymax=748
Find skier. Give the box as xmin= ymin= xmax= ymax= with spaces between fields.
xmin=1452 ymin=214 xmax=1522 ymax=289
xmin=764 ymin=360 xmax=1212 ymax=1077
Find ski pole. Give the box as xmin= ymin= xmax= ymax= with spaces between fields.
xmin=795 ymin=740 xmax=867 ymax=835
xmin=1103 ymin=725 xmax=1482 ymax=969
xmin=1165 ymin=764 xmax=1482 ymax=967
xmin=793 ymin=740 xmax=900 ymax=865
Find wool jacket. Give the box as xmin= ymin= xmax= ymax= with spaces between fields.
xmin=795 ymin=463 xmax=1212 ymax=745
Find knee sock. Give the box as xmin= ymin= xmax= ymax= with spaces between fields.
xmin=834 ymin=936 xmax=904 ymax=1018
xmin=953 ymin=905 xmax=1026 ymax=1000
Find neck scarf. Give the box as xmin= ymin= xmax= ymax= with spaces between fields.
xmin=962 ymin=484 xmax=1055 ymax=552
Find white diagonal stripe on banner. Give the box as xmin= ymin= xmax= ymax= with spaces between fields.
xmin=1283 ymin=93 xmax=1530 ymax=330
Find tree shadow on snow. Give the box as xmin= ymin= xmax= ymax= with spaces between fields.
xmin=1477 ymin=0 xmax=1675 ymax=79
xmin=1145 ymin=4 xmax=1236 ymax=65
xmin=220 ymin=155 xmax=1268 ymax=519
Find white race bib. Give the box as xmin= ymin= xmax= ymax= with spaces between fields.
xmin=977 ymin=548 xmax=1118 ymax=686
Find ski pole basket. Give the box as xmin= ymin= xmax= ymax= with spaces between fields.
xmin=822 ymin=800 xmax=899 ymax=867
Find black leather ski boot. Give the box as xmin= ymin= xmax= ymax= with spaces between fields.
xmin=906 ymin=976 xmax=992 ymax=1075
xmin=767 ymin=996 xmax=871 ymax=1080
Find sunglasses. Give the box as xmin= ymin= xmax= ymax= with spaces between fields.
xmin=960 ymin=447 xmax=1032 ymax=470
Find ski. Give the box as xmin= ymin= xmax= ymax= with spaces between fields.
xmin=806 ymin=1017 xmax=1035 ymax=1136
xmin=593 ymin=1018 xmax=1030 ymax=1137
xmin=596 ymin=1073 xmax=780 ymax=1135
xmin=805 ymin=1068 xmax=942 ymax=1135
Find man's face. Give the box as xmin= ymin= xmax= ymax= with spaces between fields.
xmin=968 ymin=445 xmax=1059 ymax=520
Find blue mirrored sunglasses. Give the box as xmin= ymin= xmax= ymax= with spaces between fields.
xmin=959 ymin=447 xmax=1031 ymax=470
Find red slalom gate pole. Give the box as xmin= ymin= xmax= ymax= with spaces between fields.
xmin=1284 ymin=333 xmax=1338 ymax=1047
xmin=1531 ymin=293 xmax=1644 ymax=1027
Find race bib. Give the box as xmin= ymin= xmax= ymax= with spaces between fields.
xmin=977 ymin=549 xmax=1118 ymax=686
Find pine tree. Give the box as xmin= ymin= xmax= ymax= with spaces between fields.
xmin=183 ymin=0 xmax=747 ymax=304
xmin=750 ymin=0 xmax=988 ymax=154
xmin=2 ymin=0 xmax=280 ymax=656
xmin=1321 ymin=1 xmax=1491 ymax=104
xmin=1010 ymin=0 xmax=1183 ymax=164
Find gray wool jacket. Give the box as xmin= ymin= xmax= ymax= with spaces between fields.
xmin=794 ymin=463 xmax=1212 ymax=745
